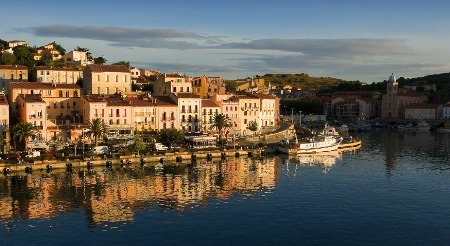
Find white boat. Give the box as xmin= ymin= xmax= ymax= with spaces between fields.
xmin=297 ymin=135 xmax=342 ymax=154
xmin=414 ymin=120 xmax=430 ymax=131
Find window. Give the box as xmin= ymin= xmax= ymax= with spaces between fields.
xmin=59 ymin=91 xmax=63 ymax=97
xmin=180 ymin=87 xmax=183 ymax=92
xmin=65 ymin=91 xmax=69 ymax=97
xmin=124 ymin=75 xmax=127 ymax=82
xmin=244 ymin=119 xmax=247 ymax=124
xmin=173 ymin=87 xmax=176 ymax=92
xmin=187 ymin=87 xmax=190 ymax=92
xmin=115 ymin=75 xmax=119 ymax=82
xmin=105 ymin=75 xmax=109 ymax=82
xmin=96 ymin=75 xmax=100 ymax=81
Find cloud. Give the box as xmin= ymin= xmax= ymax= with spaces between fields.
xmin=219 ymin=38 xmax=413 ymax=57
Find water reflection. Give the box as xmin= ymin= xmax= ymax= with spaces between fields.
xmin=0 ymin=157 xmax=279 ymax=227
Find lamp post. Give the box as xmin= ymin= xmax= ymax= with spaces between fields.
xmin=291 ymin=108 xmax=294 ymax=123
xmin=299 ymin=111 xmax=302 ymax=126
xmin=82 ymin=129 xmax=85 ymax=159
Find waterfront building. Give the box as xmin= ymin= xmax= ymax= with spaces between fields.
xmin=381 ymin=73 xmax=428 ymax=119
xmin=32 ymin=66 xmax=83 ymax=84
xmin=8 ymin=82 xmax=81 ymax=122
xmin=169 ymin=93 xmax=201 ymax=133
xmin=130 ymin=67 xmax=140 ymax=79
xmin=356 ymin=97 xmax=382 ymax=119
xmin=0 ymin=94 xmax=10 ymax=153
xmin=218 ymin=97 xmax=240 ymax=137
xmin=81 ymin=94 xmax=133 ymax=139
xmin=153 ymin=73 xmax=191 ymax=96
xmin=404 ymin=103 xmax=442 ymax=120
xmin=154 ymin=96 xmax=178 ymax=131
xmin=15 ymin=94 xmax=48 ymax=141
xmin=443 ymin=102 xmax=450 ymax=119
xmin=191 ymin=75 xmax=226 ymax=99
xmin=236 ymin=93 xmax=261 ymax=136
xmin=82 ymin=64 xmax=131 ymax=95
xmin=200 ymin=99 xmax=221 ymax=133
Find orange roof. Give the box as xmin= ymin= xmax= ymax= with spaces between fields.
xmin=9 ymin=82 xmax=80 ymax=90
xmin=201 ymin=99 xmax=220 ymax=108
xmin=176 ymin=93 xmax=200 ymax=98
xmin=154 ymin=96 xmax=177 ymax=106
xmin=0 ymin=65 xmax=28 ymax=70
xmin=35 ymin=66 xmax=82 ymax=71
xmin=18 ymin=94 xmax=45 ymax=103
xmin=87 ymin=64 xmax=130 ymax=73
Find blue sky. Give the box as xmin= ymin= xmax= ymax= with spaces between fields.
xmin=2 ymin=0 xmax=450 ymax=83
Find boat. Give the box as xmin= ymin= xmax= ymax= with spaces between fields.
xmin=339 ymin=136 xmax=362 ymax=149
xmin=414 ymin=120 xmax=430 ymax=131
xmin=336 ymin=124 xmax=349 ymax=133
xmin=371 ymin=122 xmax=383 ymax=128
xmin=278 ymin=125 xmax=343 ymax=155
xmin=396 ymin=123 xmax=413 ymax=130
xmin=436 ymin=128 xmax=450 ymax=133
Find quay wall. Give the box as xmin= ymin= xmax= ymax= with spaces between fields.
xmin=1 ymin=149 xmax=269 ymax=173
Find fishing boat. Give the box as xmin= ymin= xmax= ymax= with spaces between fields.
xmin=297 ymin=135 xmax=342 ymax=154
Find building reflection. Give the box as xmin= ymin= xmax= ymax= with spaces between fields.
xmin=0 ymin=156 xmax=279 ymax=226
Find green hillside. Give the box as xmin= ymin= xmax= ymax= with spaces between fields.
xmin=261 ymin=73 xmax=343 ymax=90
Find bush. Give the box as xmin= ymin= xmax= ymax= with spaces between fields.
xmin=85 ymin=150 xmax=97 ymax=158
xmin=119 ymin=149 xmax=132 ymax=156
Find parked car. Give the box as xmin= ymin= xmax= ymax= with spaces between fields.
xmin=42 ymin=150 xmax=57 ymax=157
xmin=1 ymin=153 xmax=20 ymax=160
xmin=154 ymin=143 xmax=168 ymax=151
xmin=26 ymin=151 xmax=41 ymax=158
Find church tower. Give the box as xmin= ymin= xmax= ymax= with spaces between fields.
xmin=387 ymin=73 xmax=398 ymax=95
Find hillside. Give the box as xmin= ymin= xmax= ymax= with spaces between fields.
xmin=261 ymin=73 xmax=343 ymax=90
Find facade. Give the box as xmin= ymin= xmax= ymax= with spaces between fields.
xmin=356 ymin=98 xmax=382 ymax=119
xmin=81 ymin=94 xmax=133 ymax=139
xmin=83 ymin=65 xmax=131 ymax=95
xmin=154 ymin=96 xmax=178 ymax=131
xmin=16 ymin=94 xmax=47 ymax=141
xmin=0 ymin=94 xmax=10 ymax=153
xmin=200 ymin=99 xmax=221 ymax=133
xmin=443 ymin=103 xmax=450 ymax=119
xmin=219 ymin=97 xmax=240 ymax=137
xmin=404 ymin=103 xmax=442 ymax=120
xmin=153 ymin=73 xmax=191 ymax=96
xmin=192 ymin=75 xmax=226 ymax=99
xmin=33 ymin=43 xmax=62 ymax=61
xmin=62 ymin=50 xmax=93 ymax=67
xmin=130 ymin=67 xmax=140 ymax=79
xmin=381 ymin=73 xmax=428 ymax=119
xmin=33 ymin=66 xmax=83 ymax=84
xmin=0 ymin=65 xmax=28 ymax=93
xmin=169 ymin=93 xmax=201 ymax=133
xmin=8 ymin=82 xmax=81 ymax=121
xmin=236 ymin=94 xmax=261 ymax=136
xmin=8 ymin=40 xmax=29 ymax=48
xmin=253 ymin=93 xmax=278 ymax=130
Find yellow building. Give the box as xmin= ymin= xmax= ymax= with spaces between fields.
xmin=153 ymin=73 xmax=192 ymax=96
xmin=8 ymin=82 xmax=81 ymax=121
xmin=192 ymin=75 xmax=226 ymax=99
xmin=33 ymin=66 xmax=83 ymax=84
xmin=83 ymin=64 xmax=131 ymax=95
xmin=200 ymin=99 xmax=221 ymax=133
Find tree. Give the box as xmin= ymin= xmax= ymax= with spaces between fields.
xmin=86 ymin=118 xmax=107 ymax=147
xmin=112 ymin=61 xmax=130 ymax=67
xmin=127 ymin=137 xmax=146 ymax=155
xmin=209 ymin=114 xmax=232 ymax=146
xmin=94 ymin=56 xmax=107 ymax=65
xmin=247 ymin=120 xmax=258 ymax=136
xmin=51 ymin=41 xmax=66 ymax=55
xmin=1 ymin=53 xmax=16 ymax=65
xmin=12 ymin=122 xmax=37 ymax=151
xmin=157 ymin=129 xmax=184 ymax=149
xmin=13 ymin=45 xmax=36 ymax=68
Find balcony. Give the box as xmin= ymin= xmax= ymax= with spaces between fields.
xmin=29 ymin=115 xmax=36 ymax=119
xmin=181 ymin=110 xmax=186 ymax=113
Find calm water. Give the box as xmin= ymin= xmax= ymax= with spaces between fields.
xmin=1 ymin=129 xmax=450 ymax=245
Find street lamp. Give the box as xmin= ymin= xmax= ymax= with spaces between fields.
xmin=291 ymin=108 xmax=294 ymax=123
xmin=299 ymin=111 xmax=302 ymax=127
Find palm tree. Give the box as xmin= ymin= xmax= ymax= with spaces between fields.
xmin=86 ymin=118 xmax=107 ymax=147
xmin=12 ymin=122 xmax=37 ymax=151
xmin=208 ymin=114 xmax=232 ymax=146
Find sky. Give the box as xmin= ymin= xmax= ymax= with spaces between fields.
xmin=1 ymin=0 xmax=450 ymax=83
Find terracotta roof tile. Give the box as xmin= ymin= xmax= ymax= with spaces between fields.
xmin=34 ymin=66 xmax=83 ymax=71
xmin=0 ymin=65 xmax=28 ymax=70
xmin=176 ymin=93 xmax=200 ymax=98
xmin=201 ymin=99 xmax=220 ymax=108
xmin=405 ymin=103 xmax=440 ymax=109
xmin=9 ymin=82 xmax=80 ymax=90
xmin=87 ymin=64 xmax=130 ymax=73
